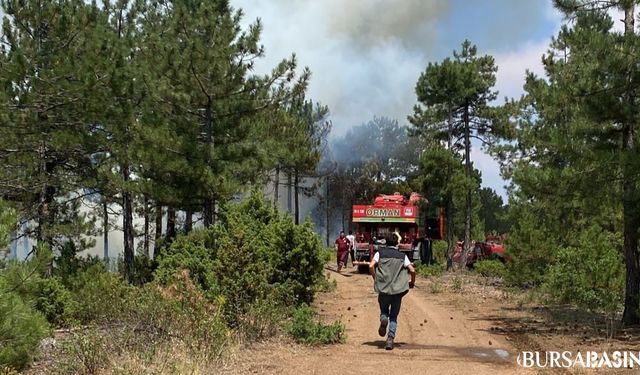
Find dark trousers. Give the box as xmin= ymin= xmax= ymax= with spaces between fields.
xmin=378 ymin=292 xmax=405 ymax=338
xmin=349 ymin=248 xmax=356 ymax=265
xmin=420 ymin=239 xmax=433 ymax=265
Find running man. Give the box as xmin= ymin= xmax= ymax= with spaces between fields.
xmin=369 ymin=235 xmax=416 ymax=350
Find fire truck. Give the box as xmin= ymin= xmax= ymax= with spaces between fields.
xmin=351 ymin=192 xmax=443 ymax=273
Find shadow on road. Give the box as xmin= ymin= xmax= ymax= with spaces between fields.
xmin=324 ymin=267 xmax=356 ymax=277
xmin=361 ymin=341 xmax=512 ymax=364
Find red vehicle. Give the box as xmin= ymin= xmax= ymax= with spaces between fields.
xmin=351 ymin=192 xmax=444 ymax=273
xmin=453 ymin=235 xmax=509 ymax=267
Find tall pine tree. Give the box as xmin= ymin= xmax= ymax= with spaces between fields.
xmin=499 ymin=1 xmax=640 ymax=324
xmin=410 ymin=40 xmax=499 ymax=266
xmin=0 ymin=0 xmax=103 ymax=253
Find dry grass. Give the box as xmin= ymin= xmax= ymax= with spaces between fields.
xmin=110 ymin=340 xmax=218 ymax=375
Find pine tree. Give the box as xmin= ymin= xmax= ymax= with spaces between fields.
xmin=0 ymin=199 xmax=16 ymax=252
xmin=279 ymin=98 xmax=331 ymax=224
xmin=498 ymin=1 xmax=640 ymax=324
xmin=85 ymin=0 xmax=148 ymax=282
xmin=478 ymin=187 xmax=510 ymax=234
xmin=139 ymin=0 xmax=309 ymax=227
xmin=410 ymin=40 xmax=499 ymax=267
xmin=0 ymin=0 xmax=104 ymax=253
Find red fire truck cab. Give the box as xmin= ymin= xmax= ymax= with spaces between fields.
xmin=351 ymin=192 xmax=443 ymax=272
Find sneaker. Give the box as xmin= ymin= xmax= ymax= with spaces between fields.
xmin=378 ymin=315 xmax=388 ymax=337
xmin=385 ymin=336 xmax=394 ymax=350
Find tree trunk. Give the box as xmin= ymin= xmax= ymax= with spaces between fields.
xmin=274 ymin=164 xmax=280 ymax=211
xmin=446 ymin=106 xmax=456 ymax=271
xmin=142 ymin=196 xmax=150 ymax=258
xmin=461 ymin=104 xmax=472 ymax=265
xmin=184 ymin=209 xmax=193 ymax=233
xmin=326 ymin=178 xmax=330 ymax=246
xmin=203 ymin=197 xmax=217 ymax=227
xmin=287 ymin=172 xmax=292 ymax=214
xmin=154 ymin=203 xmax=162 ymax=257
xmin=622 ymin=3 xmax=640 ymax=326
xmin=446 ymin=197 xmax=455 ymax=271
xmin=103 ymin=199 xmax=109 ymax=260
xmin=349 ymin=196 xmax=354 ymax=233
xmin=166 ymin=206 xmax=176 ymax=241
xmin=341 ymin=184 xmax=346 ymax=232
xmin=622 ymin=183 xmax=639 ymax=325
xmin=36 ymin=141 xmax=46 ymax=245
xmin=36 ymin=156 xmax=56 ymax=252
xmin=294 ymin=169 xmax=300 ymax=225
xmin=122 ymin=165 xmax=134 ymax=283
xmin=204 ymin=198 xmax=214 ymax=227
xmin=204 ymin=96 xmax=215 ymax=227
xmin=211 ymin=198 xmax=216 ymax=226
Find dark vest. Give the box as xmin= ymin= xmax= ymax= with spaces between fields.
xmin=374 ymin=247 xmax=409 ymax=295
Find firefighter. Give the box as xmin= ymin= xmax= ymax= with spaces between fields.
xmin=369 ymin=235 xmax=416 ymax=350
xmin=334 ymin=230 xmax=351 ymax=272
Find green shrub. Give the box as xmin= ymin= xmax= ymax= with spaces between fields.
xmin=286 ymin=305 xmax=344 ymax=345
xmin=0 ymin=247 xmax=78 ymax=328
xmin=452 ymin=276 xmax=464 ymax=292
xmin=416 ymin=263 xmax=444 ymax=278
xmin=541 ymin=226 xmax=623 ymax=316
xmin=154 ymin=243 xmax=217 ymax=293
xmin=0 ymin=291 xmax=49 ymax=371
xmin=238 ymin=297 xmax=285 ymax=341
xmin=474 ymin=259 xmax=506 ymax=278
xmin=68 ymin=264 xmax=133 ymax=324
xmin=156 ymin=272 xmax=229 ymax=356
xmin=429 ymin=280 xmax=444 ymax=293
xmin=132 ymin=255 xmax=157 ymax=285
xmin=320 ymin=247 xmax=333 ymax=264
xmin=432 ymin=240 xmax=448 ymax=264
xmin=35 ymin=276 xmax=78 ymax=327
xmin=0 ymin=247 xmax=51 ymax=303
xmin=504 ymin=208 xmax=558 ymax=288
xmin=154 ymin=191 xmax=326 ymax=328
xmin=54 ymin=241 xmax=103 ymax=287
xmin=270 ymin=218 xmax=325 ymax=304
xmin=0 ymin=247 xmax=53 ymax=370
xmin=62 ymin=328 xmax=109 ymax=375
xmin=55 ymin=272 xmax=230 ymax=374
xmin=314 ymin=276 xmax=337 ymax=293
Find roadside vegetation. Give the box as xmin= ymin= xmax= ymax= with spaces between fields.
xmin=0 ymin=0 xmax=339 ymax=372
xmin=419 ymin=235 xmax=623 ymax=338
xmin=0 ymin=194 xmax=343 ymax=373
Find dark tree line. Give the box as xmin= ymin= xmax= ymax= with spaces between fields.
xmin=0 ymin=0 xmax=326 ymax=282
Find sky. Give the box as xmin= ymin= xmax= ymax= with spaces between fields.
xmin=232 ymin=0 xmax=565 ymax=199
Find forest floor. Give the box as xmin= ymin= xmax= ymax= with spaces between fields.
xmin=220 ymin=266 xmax=640 ymax=375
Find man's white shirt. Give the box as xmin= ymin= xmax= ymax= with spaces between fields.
xmin=346 ymin=234 xmax=355 ymax=247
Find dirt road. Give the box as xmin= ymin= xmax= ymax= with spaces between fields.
xmin=224 ymin=267 xmax=531 ymax=375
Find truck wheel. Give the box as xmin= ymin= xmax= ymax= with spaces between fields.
xmin=357 ymin=264 xmax=369 ymax=274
